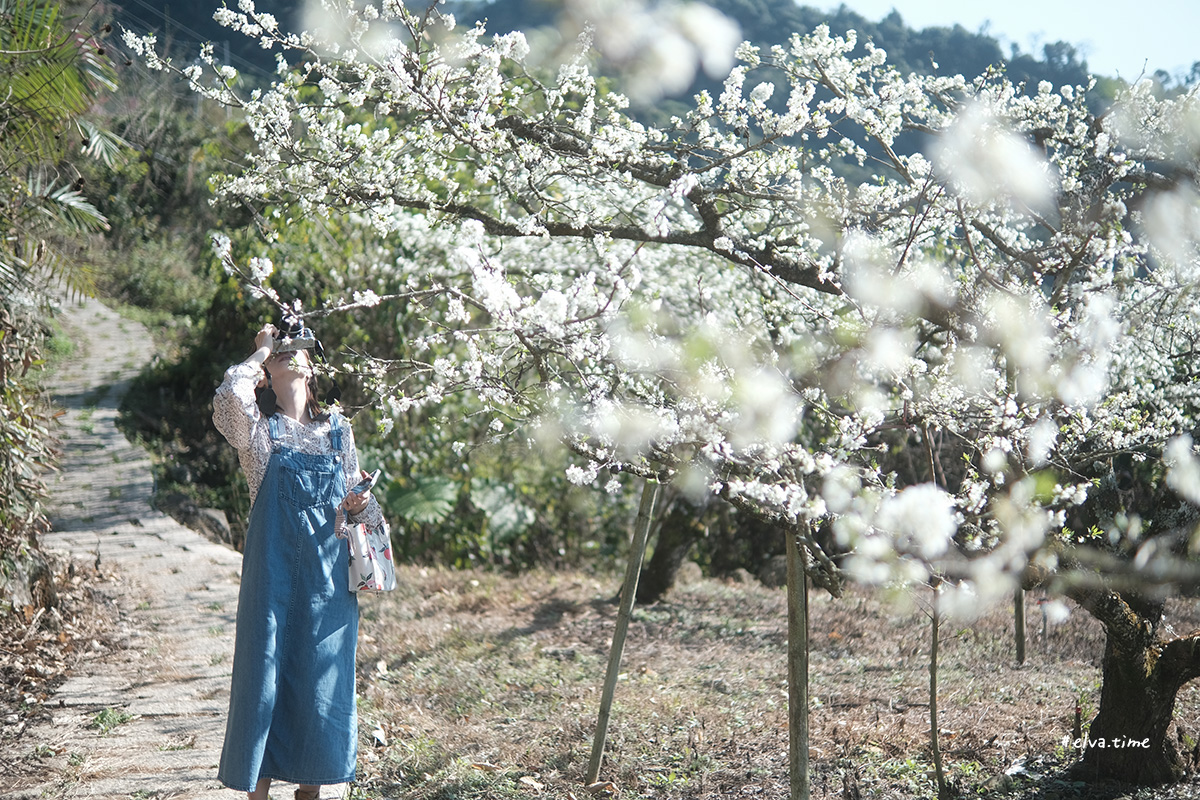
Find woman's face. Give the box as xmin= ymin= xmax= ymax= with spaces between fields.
xmin=265 ymin=347 xmax=313 ymax=384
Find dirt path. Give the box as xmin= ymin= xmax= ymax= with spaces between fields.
xmin=3 ymin=297 xmax=345 ymax=799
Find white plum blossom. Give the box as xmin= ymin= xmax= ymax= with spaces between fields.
xmin=875 ymin=483 xmax=958 ymax=560
xmin=134 ymin=0 xmax=1200 ymax=613
xmin=932 ymin=101 xmax=1057 ymax=212
xmin=1166 ymin=436 xmax=1200 ymax=505
xmin=212 ymin=233 xmax=233 ymax=264
xmin=248 ymin=256 xmax=274 ymax=281
xmin=1027 ymin=417 xmax=1058 ymax=467
xmin=352 ymin=288 xmax=382 ymax=307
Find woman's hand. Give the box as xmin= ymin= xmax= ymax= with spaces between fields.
xmin=254 ymin=324 xmax=278 ymax=355
xmin=343 ymin=470 xmax=372 ymax=516
xmin=247 ymin=324 xmax=277 ymax=368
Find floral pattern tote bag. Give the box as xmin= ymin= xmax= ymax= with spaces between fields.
xmin=347 ymin=520 xmax=396 ymax=592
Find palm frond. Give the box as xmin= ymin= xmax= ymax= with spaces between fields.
xmin=0 ymin=0 xmax=115 ymax=300
xmin=0 ymin=0 xmax=114 ymax=162
xmin=0 ymin=244 xmax=28 ymax=296
xmin=392 ymin=477 xmax=459 ymax=525
xmin=76 ymin=119 xmax=129 ymax=168
xmin=41 ymin=182 xmax=108 ymax=234
xmin=0 ymin=229 xmax=95 ymax=299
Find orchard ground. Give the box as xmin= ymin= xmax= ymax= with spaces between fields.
xmin=347 ymin=566 xmax=1200 ymax=800
xmin=11 ymin=542 xmax=1200 ymax=800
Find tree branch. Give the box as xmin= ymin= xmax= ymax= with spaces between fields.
xmin=1062 ymin=582 xmax=1155 ymax=656
xmin=1158 ymin=633 xmax=1200 ymax=687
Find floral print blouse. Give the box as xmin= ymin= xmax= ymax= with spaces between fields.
xmin=213 ymin=360 xmax=384 ymax=531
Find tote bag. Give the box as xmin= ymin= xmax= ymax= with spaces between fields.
xmin=347 ymin=520 xmax=396 ymax=592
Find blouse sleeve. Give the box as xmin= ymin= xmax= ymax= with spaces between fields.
xmin=342 ymin=416 xmax=385 ymax=531
xmin=212 ymin=360 xmax=267 ymax=450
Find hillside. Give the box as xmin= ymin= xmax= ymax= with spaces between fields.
xmin=112 ymin=0 xmax=1104 ymax=94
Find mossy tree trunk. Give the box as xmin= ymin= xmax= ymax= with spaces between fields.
xmin=1069 ymin=586 xmax=1200 ymax=784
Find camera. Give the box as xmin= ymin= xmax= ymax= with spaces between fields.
xmin=271 ymin=324 xmax=317 ymax=353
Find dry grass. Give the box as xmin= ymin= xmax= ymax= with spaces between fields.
xmin=350 ymin=566 xmax=1200 ymax=799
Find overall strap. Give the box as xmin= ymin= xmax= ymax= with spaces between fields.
xmin=329 ymin=412 xmax=343 ymax=452
xmin=268 ymin=413 xmax=282 ymax=443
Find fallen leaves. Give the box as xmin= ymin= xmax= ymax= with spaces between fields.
xmin=1 ymin=560 xmax=116 ymax=740
xmin=519 ymin=775 xmax=545 ymax=791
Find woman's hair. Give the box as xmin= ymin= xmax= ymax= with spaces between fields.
xmin=304 ymin=372 xmax=329 ymax=422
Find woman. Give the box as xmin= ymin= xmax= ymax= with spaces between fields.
xmin=213 ymin=322 xmax=382 ymax=800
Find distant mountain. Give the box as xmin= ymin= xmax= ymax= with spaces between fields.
xmin=468 ymin=0 xmax=1097 ymax=93
xmin=112 ymin=0 xmax=1098 ymax=92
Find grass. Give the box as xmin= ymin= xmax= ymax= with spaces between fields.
xmin=89 ymin=707 xmax=135 ymax=735
xmin=348 ymin=566 xmax=1200 ymax=800
xmin=344 ymin=570 xmax=980 ymax=798
xmin=42 ymin=317 xmax=77 ymax=366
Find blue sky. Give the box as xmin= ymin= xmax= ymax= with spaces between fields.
xmin=807 ymin=1 xmax=1200 ymax=82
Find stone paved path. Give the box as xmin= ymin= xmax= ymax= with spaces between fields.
xmin=6 ymin=296 xmax=348 ymax=799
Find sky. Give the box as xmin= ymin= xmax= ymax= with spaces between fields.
xmin=808 ymin=1 xmax=1200 ymax=82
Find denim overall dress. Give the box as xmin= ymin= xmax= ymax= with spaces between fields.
xmin=218 ymin=413 xmax=359 ymax=791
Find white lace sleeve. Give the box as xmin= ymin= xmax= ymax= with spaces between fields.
xmin=213 ymin=361 xmax=272 ymax=505
xmin=342 ymin=419 xmax=385 ymax=531
xmin=213 ymin=361 xmax=266 ymax=449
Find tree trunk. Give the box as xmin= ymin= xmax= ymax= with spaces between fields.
xmin=1068 ymin=586 xmax=1200 ymax=785
xmin=1078 ymin=636 xmax=1187 ymax=784
xmin=637 ymin=498 xmax=704 ymax=604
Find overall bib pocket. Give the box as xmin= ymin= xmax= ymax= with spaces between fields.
xmin=280 ymin=463 xmax=338 ymax=510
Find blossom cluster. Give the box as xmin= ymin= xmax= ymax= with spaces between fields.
xmin=130 ymin=0 xmax=1200 ymax=611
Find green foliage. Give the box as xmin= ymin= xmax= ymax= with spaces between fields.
xmin=0 ymin=0 xmax=115 ymax=159
xmin=470 ymin=478 xmax=537 ymax=542
xmin=391 ymin=476 xmax=459 ymax=525
xmin=82 ymin=68 xmax=258 ymax=341
xmin=99 ymin=238 xmax=215 ymax=322
xmin=0 ymin=0 xmax=120 ymax=298
xmin=0 ymin=302 xmax=56 ymax=552
xmin=0 ymin=2 xmax=124 ymax=624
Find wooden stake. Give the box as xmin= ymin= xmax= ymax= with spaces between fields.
xmin=930 ymin=579 xmax=950 ymax=799
xmin=786 ymin=525 xmax=810 ymax=800
xmin=586 ymin=479 xmax=660 ymax=784
xmin=1014 ymin=587 xmax=1026 ymax=665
